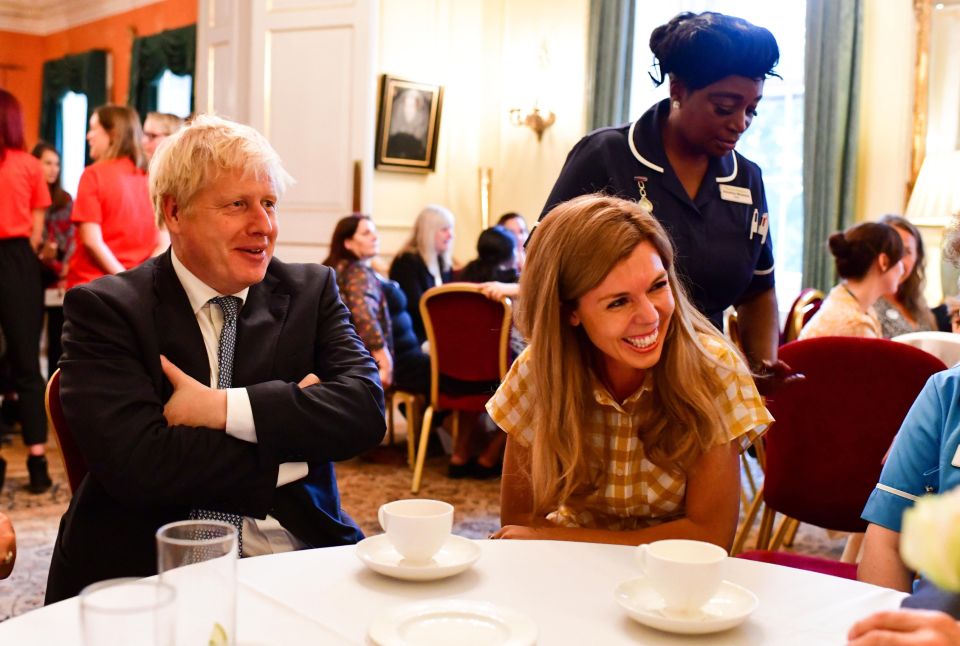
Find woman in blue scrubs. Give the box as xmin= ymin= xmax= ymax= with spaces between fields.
xmin=542 ymin=12 xmax=787 ymax=387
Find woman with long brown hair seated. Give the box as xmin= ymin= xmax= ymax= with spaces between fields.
xmin=487 ymin=195 xmax=772 ymax=546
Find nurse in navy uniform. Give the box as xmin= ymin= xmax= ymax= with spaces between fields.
xmin=541 ymin=12 xmax=791 ymax=390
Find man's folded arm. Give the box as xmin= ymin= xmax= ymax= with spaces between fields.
xmin=247 ymin=269 xmax=386 ymax=462
xmin=59 ymin=285 xmax=277 ymax=516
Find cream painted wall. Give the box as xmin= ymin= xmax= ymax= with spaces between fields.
xmin=855 ymin=0 xmax=915 ymax=226
xmin=372 ymin=0 xmax=589 ymax=265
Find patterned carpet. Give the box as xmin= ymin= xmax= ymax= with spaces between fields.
xmin=0 ymin=430 xmax=844 ymax=623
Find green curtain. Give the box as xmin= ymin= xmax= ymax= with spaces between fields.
xmin=802 ymin=0 xmax=863 ymax=291
xmin=39 ymin=50 xmax=107 ymax=157
xmin=586 ymin=0 xmax=636 ymax=131
xmin=128 ymin=25 xmax=196 ymax=119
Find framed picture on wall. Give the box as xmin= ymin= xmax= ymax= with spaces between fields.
xmin=375 ymin=75 xmax=444 ymax=172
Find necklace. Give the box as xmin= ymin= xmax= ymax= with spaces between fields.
xmin=841 ymin=283 xmax=867 ymax=313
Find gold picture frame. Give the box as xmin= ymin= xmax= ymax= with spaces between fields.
xmin=374 ymin=75 xmax=444 ymax=173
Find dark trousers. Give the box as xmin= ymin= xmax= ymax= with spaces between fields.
xmin=0 ymin=238 xmax=46 ymax=446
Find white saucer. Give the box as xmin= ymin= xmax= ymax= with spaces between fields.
xmin=615 ymin=576 xmax=759 ymax=635
xmin=368 ymin=599 xmax=537 ymax=646
xmin=356 ymin=534 xmax=481 ymax=581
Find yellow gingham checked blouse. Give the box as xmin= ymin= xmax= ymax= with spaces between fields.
xmin=486 ymin=334 xmax=773 ymax=530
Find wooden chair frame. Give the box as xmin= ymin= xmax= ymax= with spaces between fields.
xmin=411 ymin=284 xmax=512 ymax=493
xmin=783 ymin=289 xmax=824 ymax=344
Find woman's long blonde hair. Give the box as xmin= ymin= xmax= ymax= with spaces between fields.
xmin=517 ymin=194 xmax=731 ymax=516
xmin=400 ymin=205 xmax=454 ymax=278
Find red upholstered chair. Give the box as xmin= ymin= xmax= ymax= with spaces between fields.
xmin=44 ymin=368 xmax=87 ymax=493
xmin=781 ymin=288 xmax=824 ymax=345
xmin=411 ymin=284 xmax=512 ymax=493
xmin=735 ymin=337 xmax=945 ymax=578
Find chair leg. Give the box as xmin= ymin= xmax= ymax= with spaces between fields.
xmin=755 ymin=506 xmax=776 ymax=550
xmin=386 ymin=393 xmax=395 ymax=446
xmin=732 ymin=485 xmax=764 ymax=555
xmin=770 ymin=515 xmax=797 ymax=551
xmin=411 ymin=406 xmax=435 ymax=494
xmin=741 ymin=453 xmax=758 ymax=497
xmin=407 ymin=399 xmax=420 ymax=469
xmin=841 ymin=533 xmax=864 ymax=563
xmin=451 ymin=410 xmax=459 ymax=445
xmin=782 ymin=517 xmax=801 ymax=547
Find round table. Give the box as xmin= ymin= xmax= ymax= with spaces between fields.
xmin=0 ymin=540 xmax=907 ymax=644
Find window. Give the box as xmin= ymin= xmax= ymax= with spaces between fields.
xmin=630 ymin=0 xmax=807 ymax=315
xmin=59 ymin=91 xmax=88 ymax=199
xmin=155 ymin=69 xmax=192 ymax=118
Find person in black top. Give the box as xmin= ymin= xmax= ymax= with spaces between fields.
xmin=389 ymin=205 xmax=454 ymax=345
xmin=541 ymin=12 xmax=793 ymax=391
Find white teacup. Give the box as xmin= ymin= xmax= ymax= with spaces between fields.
xmin=635 ymin=539 xmax=727 ymax=616
xmin=378 ymin=499 xmax=454 ymax=563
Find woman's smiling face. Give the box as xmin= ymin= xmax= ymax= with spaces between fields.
xmin=570 ymin=241 xmax=675 ymax=398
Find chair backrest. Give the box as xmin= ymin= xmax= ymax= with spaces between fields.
xmin=892 ymin=331 xmax=960 ymax=368
xmin=782 ymin=288 xmax=825 ymax=344
xmin=420 ymin=283 xmax=512 ymax=411
xmin=762 ymin=337 xmax=945 ymax=533
xmin=44 ymin=368 xmax=87 ymax=493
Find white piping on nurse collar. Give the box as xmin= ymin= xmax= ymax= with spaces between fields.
xmin=715 ymin=152 xmax=738 ymax=183
xmin=627 ymin=120 xmax=665 ymax=173
xmin=627 ymin=119 xmax=740 ymax=182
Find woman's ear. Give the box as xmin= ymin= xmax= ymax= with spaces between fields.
xmin=668 ymin=76 xmax=687 ymax=105
xmin=568 ymin=309 xmax=581 ymax=327
xmin=877 ymin=253 xmax=890 ymax=273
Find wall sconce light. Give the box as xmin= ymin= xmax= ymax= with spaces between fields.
xmin=510 ymin=107 xmax=556 ymax=141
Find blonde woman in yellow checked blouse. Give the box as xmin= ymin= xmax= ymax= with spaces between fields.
xmin=487 ymin=195 xmax=772 ymax=547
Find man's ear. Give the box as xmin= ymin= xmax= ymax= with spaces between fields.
xmin=161 ymin=196 xmax=181 ymax=234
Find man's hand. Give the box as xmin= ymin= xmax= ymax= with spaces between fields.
xmin=371 ymin=347 xmax=393 ymax=390
xmin=753 ymin=359 xmax=805 ymax=397
xmin=490 ymin=525 xmax=541 ymax=540
xmin=298 ymin=373 xmax=320 ymax=389
xmin=160 ymin=355 xmax=227 ymax=429
xmin=848 ymin=610 xmax=960 ymax=645
xmin=0 ymin=512 xmax=15 ymax=579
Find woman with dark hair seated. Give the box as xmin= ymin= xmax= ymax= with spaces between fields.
xmin=873 ymin=214 xmax=936 ymax=338
xmin=324 ymin=214 xmax=394 ymax=389
xmin=541 ymin=11 xmax=792 ymax=392
xmin=800 ymin=222 xmax=904 ymax=339
xmin=459 ymin=225 xmax=519 ymax=283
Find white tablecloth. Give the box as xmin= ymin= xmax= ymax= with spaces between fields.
xmin=893 ymin=330 xmax=960 ymax=367
xmin=0 ymin=540 xmax=907 ymax=645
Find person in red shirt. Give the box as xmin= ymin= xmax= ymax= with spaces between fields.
xmin=0 ymin=89 xmax=52 ymax=493
xmin=66 ymin=105 xmax=158 ymax=288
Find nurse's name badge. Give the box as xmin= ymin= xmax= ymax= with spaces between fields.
xmin=634 ymin=176 xmax=654 ymax=213
xmin=719 ymin=184 xmax=753 ymax=205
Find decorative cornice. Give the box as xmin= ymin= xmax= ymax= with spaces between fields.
xmin=0 ymin=0 xmax=161 ymax=36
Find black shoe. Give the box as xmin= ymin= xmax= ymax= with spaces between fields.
xmin=447 ymin=461 xmax=473 ymax=479
xmin=470 ymin=460 xmax=502 ymax=480
xmin=27 ymin=455 xmax=52 ymax=494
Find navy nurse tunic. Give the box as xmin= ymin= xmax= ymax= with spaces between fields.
xmin=540 ymin=99 xmax=775 ymax=329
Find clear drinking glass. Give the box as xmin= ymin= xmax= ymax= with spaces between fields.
xmin=156 ymin=520 xmax=238 ymax=646
xmin=80 ymin=578 xmax=176 ymax=646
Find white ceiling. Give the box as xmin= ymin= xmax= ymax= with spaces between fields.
xmin=0 ymin=0 xmax=160 ymax=35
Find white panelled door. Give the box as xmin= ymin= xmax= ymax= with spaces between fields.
xmin=197 ymin=0 xmax=378 ymax=263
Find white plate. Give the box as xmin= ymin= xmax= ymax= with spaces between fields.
xmin=368 ymin=599 xmax=537 ymax=646
xmin=356 ymin=534 xmax=481 ymax=581
xmin=615 ymin=576 xmax=759 ymax=635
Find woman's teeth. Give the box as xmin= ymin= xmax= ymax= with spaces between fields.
xmin=624 ymin=330 xmax=658 ymax=349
